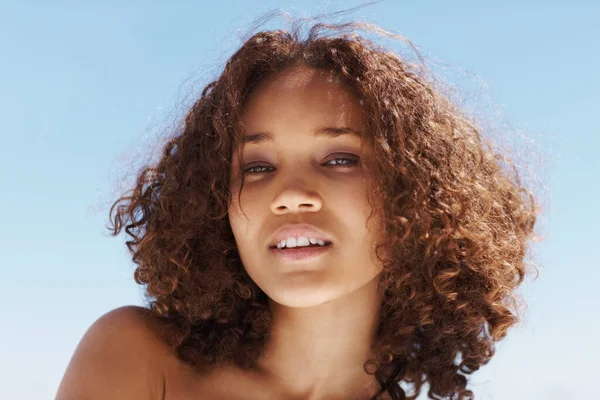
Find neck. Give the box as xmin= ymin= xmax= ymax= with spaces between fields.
xmin=257 ymin=276 xmax=383 ymax=399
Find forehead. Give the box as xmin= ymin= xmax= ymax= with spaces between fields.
xmin=241 ymin=65 xmax=363 ymax=131
xmin=253 ymin=64 xmax=344 ymax=91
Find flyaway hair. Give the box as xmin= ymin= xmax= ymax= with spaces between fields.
xmin=108 ymin=11 xmax=539 ymax=400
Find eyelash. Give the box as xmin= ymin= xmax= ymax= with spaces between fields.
xmin=244 ymin=156 xmax=359 ymax=175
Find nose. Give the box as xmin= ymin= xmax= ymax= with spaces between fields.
xmin=270 ymin=176 xmax=323 ymax=215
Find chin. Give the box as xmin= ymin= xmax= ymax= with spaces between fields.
xmin=263 ymin=282 xmax=344 ymax=308
xmin=241 ymin=255 xmax=383 ymax=309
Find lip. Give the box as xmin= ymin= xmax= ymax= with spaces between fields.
xmin=268 ymin=224 xmax=333 ymax=248
xmin=269 ymin=242 xmax=333 ymax=262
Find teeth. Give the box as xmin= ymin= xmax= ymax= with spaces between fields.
xmin=275 ymin=236 xmax=328 ymax=249
xmin=296 ymin=237 xmax=309 ymax=247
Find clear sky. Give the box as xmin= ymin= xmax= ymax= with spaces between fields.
xmin=1 ymin=1 xmax=598 ymax=399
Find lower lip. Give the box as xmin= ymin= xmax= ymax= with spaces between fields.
xmin=269 ymin=244 xmax=332 ymax=262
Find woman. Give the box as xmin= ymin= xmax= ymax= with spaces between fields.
xmin=56 ymin=19 xmax=539 ymax=400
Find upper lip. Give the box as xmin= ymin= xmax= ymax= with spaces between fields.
xmin=268 ymin=224 xmax=333 ymax=248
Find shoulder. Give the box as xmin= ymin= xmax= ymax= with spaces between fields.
xmin=55 ymin=305 xmax=177 ymax=400
xmin=89 ymin=305 xmax=170 ymax=349
xmin=77 ymin=305 xmax=175 ymax=361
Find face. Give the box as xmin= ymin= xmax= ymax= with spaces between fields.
xmin=228 ymin=65 xmax=385 ymax=308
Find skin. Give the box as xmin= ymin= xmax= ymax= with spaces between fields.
xmin=226 ymin=64 xmax=387 ymax=399
xmin=54 ymin=65 xmax=390 ymax=400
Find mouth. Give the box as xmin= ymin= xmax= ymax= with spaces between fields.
xmin=268 ymin=241 xmax=332 ymax=250
xmin=269 ymin=242 xmax=333 ymax=262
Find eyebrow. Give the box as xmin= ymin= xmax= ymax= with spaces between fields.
xmin=242 ymin=126 xmax=361 ymax=145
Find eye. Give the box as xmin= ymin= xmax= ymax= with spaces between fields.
xmin=325 ymin=155 xmax=359 ymax=167
xmin=244 ymin=164 xmax=274 ymax=174
xmin=243 ymin=154 xmax=360 ymax=175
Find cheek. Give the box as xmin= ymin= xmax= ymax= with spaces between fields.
xmin=340 ymin=184 xmax=385 ymax=252
xmin=336 ymin=183 xmax=371 ymax=223
xmin=228 ymin=186 xmax=262 ymax=223
xmin=228 ymin=188 xmax=264 ymax=249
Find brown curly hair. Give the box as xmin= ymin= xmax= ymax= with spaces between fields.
xmin=107 ymin=15 xmax=539 ymax=400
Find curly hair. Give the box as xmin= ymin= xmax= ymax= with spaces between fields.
xmin=108 ymin=16 xmax=539 ymax=400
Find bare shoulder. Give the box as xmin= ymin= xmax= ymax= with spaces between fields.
xmin=55 ymin=305 xmax=177 ymax=400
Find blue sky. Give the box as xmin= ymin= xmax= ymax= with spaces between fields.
xmin=1 ymin=1 xmax=598 ymax=399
